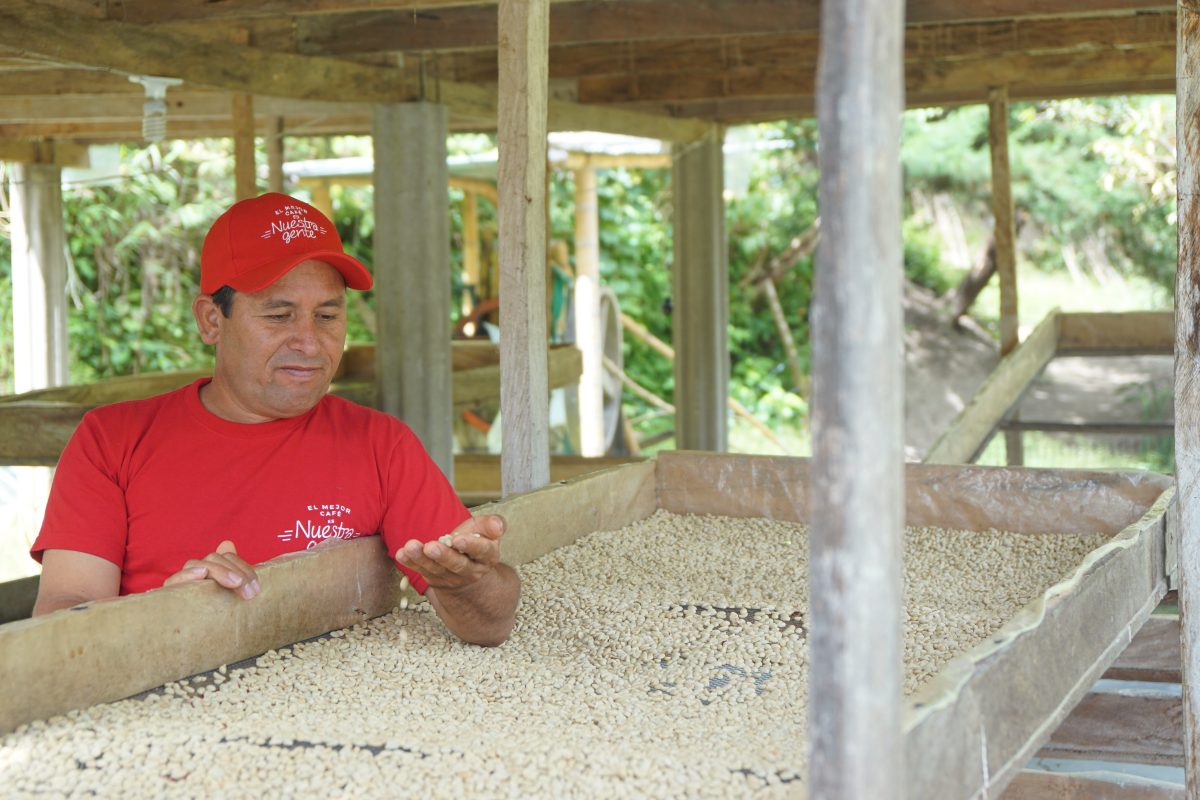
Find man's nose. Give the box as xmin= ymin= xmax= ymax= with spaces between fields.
xmin=287 ymin=318 xmax=321 ymax=354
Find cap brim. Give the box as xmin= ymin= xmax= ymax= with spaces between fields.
xmin=223 ymin=250 xmax=374 ymax=293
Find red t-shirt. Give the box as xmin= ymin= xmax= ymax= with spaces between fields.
xmin=32 ymin=379 xmax=469 ymax=596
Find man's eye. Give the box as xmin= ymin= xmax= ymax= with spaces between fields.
xmin=319 ymin=313 xmax=340 ymax=322
xmin=266 ymin=314 xmax=290 ymax=321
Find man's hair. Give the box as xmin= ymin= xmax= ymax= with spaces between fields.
xmin=212 ymin=285 xmax=236 ymax=318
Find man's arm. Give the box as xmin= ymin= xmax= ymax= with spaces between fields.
xmin=33 ymin=550 xmax=120 ymax=616
xmin=34 ymin=541 xmax=262 ymax=617
xmin=395 ymin=514 xmax=520 ymax=647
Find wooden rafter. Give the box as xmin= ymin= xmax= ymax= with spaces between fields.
xmin=0 ymin=3 xmax=708 ymax=141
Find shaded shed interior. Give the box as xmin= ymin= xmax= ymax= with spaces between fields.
xmin=0 ymin=1 xmax=1177 ymax=144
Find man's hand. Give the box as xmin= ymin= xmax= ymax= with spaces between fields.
xmin=163 ymin=540 xmax=260 ymax=600
xmin=395 ymin=514 xmax=520 ymax=646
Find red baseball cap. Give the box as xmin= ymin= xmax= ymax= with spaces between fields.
xmin=200 ymin=192 xmax=373 ymax=294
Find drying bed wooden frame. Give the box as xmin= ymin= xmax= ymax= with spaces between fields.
xmin=0 ymin=451 xmax=1174 ymax=799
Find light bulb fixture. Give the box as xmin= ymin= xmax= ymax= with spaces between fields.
xmin=128 ymin=75 xmax=183 ymax=143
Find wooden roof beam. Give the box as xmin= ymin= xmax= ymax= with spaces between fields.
xmin=0 ymin=141 xmax=89 ymax=166
xmin=294 ymin=0 xmax=816 ymax=54
xmin=88 ymin=0 xmax=1174 ymax=31
xmin=0 ymin=3 xmax=709 ymax=141
xmin=572 ymin=45 xmax=1174 ymax=105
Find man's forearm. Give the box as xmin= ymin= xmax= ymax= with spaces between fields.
xmin=427 ymin=563 xmax=520 ymax=646
xmin=32 ymin=591 xmax=101 ymax=617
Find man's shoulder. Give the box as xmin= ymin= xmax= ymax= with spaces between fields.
xmin=316 ymin=394 xmax=413 ymax=437
xmin=83 ymin=381 xmax=195 ymax=425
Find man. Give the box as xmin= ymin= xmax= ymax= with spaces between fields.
xmin=31 ymin=192 xmax=519 ymax=647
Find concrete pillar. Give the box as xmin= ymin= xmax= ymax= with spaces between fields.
xmin=671 ymin=128 xmax=728 ymax=452
xmin=372 ymin=103 xmax=455 ymax=481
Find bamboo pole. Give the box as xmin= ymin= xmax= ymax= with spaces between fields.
xmin=1174 ymin=1 xmax=1200 ymax=793
xmin=809 ymin=0 xmax=905 ymax=796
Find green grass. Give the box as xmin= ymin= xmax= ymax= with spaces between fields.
xmin=974 ymin=263 xmax=1171 ymax=331
xmin=976 ymin=431 xmax=1173 ymax=474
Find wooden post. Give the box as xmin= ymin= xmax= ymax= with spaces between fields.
xmin=310 ymin=180 xmax=334 ymax=222
xmin=989 ymin=86 xmax=1023 ymax=466
xmin=266 ymin=116 xmax=285 ymax=194
xmin=232 ymin=93 xmax=256 ymax=201
xmin=809 ymin=0 xmax=905 ymax=796
xmin=497 ymin=0 xmax=551 ymax=496
xmin=1175 ymin=2 xmax=1200 ymax=794
xmin=462 ymin=190 xmax=481 ymax=315
xmin=573 ymin=165 xmax=605 ymax=456
xmin=10 ymin=162 xmax=68 ymax=393
xmin=373 ymin=103 xmax=455 ymax=481
xmin=9 ymin=161 xmax=68 ymax=550
xmin=672 ymin=126 xmax=728 ymax=452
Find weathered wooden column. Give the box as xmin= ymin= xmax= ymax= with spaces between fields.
xmin=232 ymin=94 xmax=256 ymax=201
xmin=1176 ymin=2 xmax=1200 ymax=793
xmin=573 ymin=164 xmax=605 ymax=456
xmin=497 ymin=0 xmax=551 ymax=496
xmin=10 ymin=162 xmax=69 ymax=392
xmin=672 ymin=126 xmax=728 ymax=452
xmin=988 ymin=86 xmax=1024 ymax=466
xmin=461 ymin=190 xmax=481 ymax=315
xmin=266 ymin=117 xmax=285 ymax=194
xmin=809 ymin=0 xmax=905 ymax=796
xmin=373 ymin=103 xmax=455 ymax=480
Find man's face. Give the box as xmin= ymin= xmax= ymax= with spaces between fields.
xmin=194 ymin=259 xmax=348 ymax=423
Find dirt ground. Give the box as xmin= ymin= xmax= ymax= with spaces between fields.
xmin=901 ymin=283 xmax=1173 ymax=461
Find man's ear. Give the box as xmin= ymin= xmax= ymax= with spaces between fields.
xmin=193 ymin=295 xmax=223 ymax=346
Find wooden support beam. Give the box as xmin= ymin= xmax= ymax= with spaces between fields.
xmin=0 ymin=536 xmax=412 ymax=735
xmin=1103 ymin=615 xmax=1182 ymax=684
xmin=0 ymin=3 xmax=708 ymax=143
xmin=0 ymin=141 xmax=88 ymax=166
xmin=922 ymin=310 xmax=1059 ymax=465
xmin=1036 ymin=687 xmax=1185 ymax=766
xmin=1175 ymin=1 xmax=1200 ymax=792
xmin=10 ymin=162 xmax=69 ymax=394
xmin=0 ymin=347 xmax=583 ymax=467
xmin=461 ymin=190 xmax=482 ymax=313
xmin=989 ymin=87 xmax=1019 ymax=358
xmin=0 ymin=403 xmax=88 ymax=467
xmin=1057 ymin=310 xmax=1175 ymax=355
xmin=373 ymin=103 xmax=455 ymax=479
xmin=988 ymin=86 xmax=1023 ymax=466
xmin=808 ymin=0 xmax=904 ymax=797
xmin=497 ymin=0 xmax=551 ymax=497
xmin=573 ymin=165 xmax=605 ymax=456
xmin=266 ymin=116 xmax=285 ymax=193
xmin=1004 ymin=770 xmax=1187 ymax=800
xmin=671 ymin=127 xmax=728 ymax=452
xmin=232 ymin=93 xmax=257 ymax=200
xmin=100 ymin=0 xmax=592 ymax=23
xmin=294 ymin=0 xmax=817 ymax=53
xmin=73 ymin=0 xmax=1175 ymax=28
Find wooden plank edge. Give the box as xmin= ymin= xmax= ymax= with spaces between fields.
xmin=1056 ymin=311 xmax=1174 ymax=355
xmin=1035 ymin=689 xmax=1184 ymax=767
xmin=0 ymin=536 xmax=407 ymax=734
xmin=1003 ymin=768 xmax=1186 ymax=799
xmin=922 ymin=308 xmax=1060 ymax=464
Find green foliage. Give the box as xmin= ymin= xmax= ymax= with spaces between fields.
xmin=901 ymin=97 xmax=1177 ymax=289
xmin=902 ymin=218 xmax=955 ymax=294
xmin=724 ymin=122 xmax=818 ymax=425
